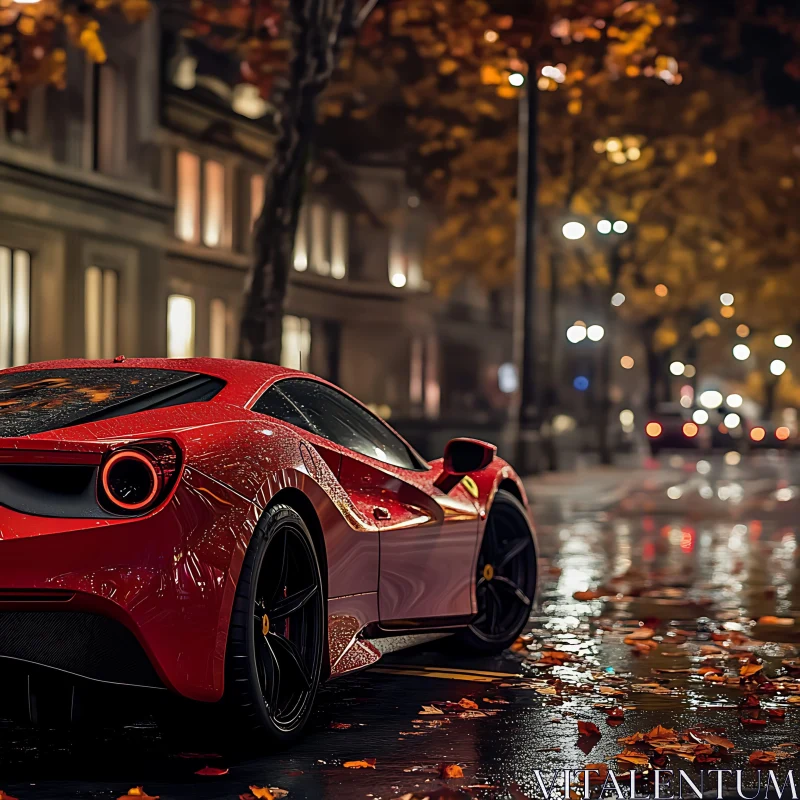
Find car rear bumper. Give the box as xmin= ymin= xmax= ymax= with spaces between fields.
xmin=0 ymin=607 xmax=164 ymax=689
xmin=0 ymin=469 xmax=258 ymax=701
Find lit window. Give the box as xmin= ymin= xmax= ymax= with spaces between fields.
xmin=424 ymin=334 xmax=440 ymax=418
xmin=330 ymin=210 xmax=348 ymax=279
xmin=250 ymin=173 xmax=264 ymax=231
xmin=203 ymin=160 xmax=225 ymax=247
xmin=167 ymin=294 xmax=195 ymax=358
xmin=84 ymin=266 xmax=118 ymax=359
xmin=176 ymin=151 xmax=200 ymax=243
xmin=95 ymin=63 xmax=127 ymax=175
xmin=293 ymin=205 xmax=308 ymax=271
xmin=310 ymin=203 xmax=330 ymax=275
xmin=281 ymin=315 xmax=311 ymax=371
xmin=410 ymin=337 xmax=424 ymax=406
xmin=209 ymin=298 xmax=229 ymax=359
xmin=0 ymin=246 xmax=30 ymax=369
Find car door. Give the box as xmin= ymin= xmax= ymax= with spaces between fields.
xmin=261 ymin=379 xmax=479 ymax=625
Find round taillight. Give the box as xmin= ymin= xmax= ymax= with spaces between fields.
xmin=683 ymin=422 xmax=699 ymax=438
xmin=101 ymin=450 xmax=162 ymax=512
xmin=646 ymin=422 xmax=662 ymax=438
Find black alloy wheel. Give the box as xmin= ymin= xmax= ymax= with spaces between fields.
xmin=459 ymin=489 xmax=537 ymax=653
xmin=227 ymin=504 xmax=325 ymax=744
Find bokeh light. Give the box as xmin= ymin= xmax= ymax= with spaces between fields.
xmin=725 ymin=451 xmax=742 ymax=466
xmin=611 ymin=292 xmax=626 ymax=306
xmin=587 ymin=325 xmax=605 ymax=341
xmin=597 ymin=220 xmax=612 ymax=234
xmin=732 ymin=344 xmax=750 ymax=361
xmin=573 ymin=376 xmax=590 ymax=391
xmin=720 ymin=292 xmax=734 ymax=306
xmin=655 ymin=284 xmax=668 ymax=297
xmin=776 ymin=426 xmax=790 ymax=441
xmin=692 ymin=409 xmax=709 ymax=424
xmin=562 ymin=221 xmax=586 ymax=240
xmin=726 ymin=394 xmax=743 ymax=408
xmin=566 ymin=325 xmax=587 ymax=343
xmin=750 ymin=427 xmax=766 ymax=442
xmin=682 ymin=422 xmax=699 ymax=438
xmin=720 ymin=306 xmax=735 ymax=319
xmin=620 ymin=355 xmax=634 ymax=369
xmin=775 ymin=334 xmax=792 ymax=348
xmin=736 ymin=324 xmax=750 ymax=338
xmin=646 ymin=422 xmax=662 ymax=437
xmin=723 ymin=413 xmax=741 ymax=428
xmin=770 ymin=359 xmax=786 ymax=376
xmin=699 ymin=390 xmax=723 ymax=409
xmin=669 ymin=361 xmax=685 ymax=376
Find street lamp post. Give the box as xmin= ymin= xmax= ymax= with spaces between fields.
xmin=510 ymin=73 xmax=541 ymax=475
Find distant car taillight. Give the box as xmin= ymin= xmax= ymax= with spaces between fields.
xmin=98 ymin=439 xmax=180 ymax=515
xmin=750 ymin=427 xmax=766 ymax=442
xmin=776 ymin=426 xmax=790 ymax=441
xmin=682 ymin=422 xmax=699 ymax=438
xmin=646 ymin=422 xmax=662 ymax=438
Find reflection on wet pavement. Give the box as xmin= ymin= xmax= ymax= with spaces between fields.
xmin=0 ymin=454 xmax=798 ymax=799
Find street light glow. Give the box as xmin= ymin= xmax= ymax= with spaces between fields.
xmin=508 ymin=72 xmax=525 ymax=87
xmin=484 ymin=29 xmax=499 ymax=42
xmin=737 ymin=324 xmax=750 ymax=338
xmin=562 ymin=221 xmax=586 ymax=240
xmin=775 ymin=334 xmax=792 ymax=348
xmin=655 ymin=284 xmax=668 ymax=297
xmin=612 ymin=220 xmax=628 ymax=234
xmin=692 ymin=409 xmax=709 ymax=424
xmin=732 ymin=344 xmax=751 ymax=361
xmin=587 ymin=324 xmax=605 ymax=342
xmin=566 ymin=325 xmax=587 ymax=343
xmin=597 ymin=219 xmax=612 ymax=234
xmin=699 ymin=390 xmax=723 ymax=409
xmin=620 ymin=355 xmax=634 ymax=369
xmin=770 ymin=359 xmax=787 ymax=376
xmin=684 ymin=365 xmax=697 ymax=378
xmin=605 ymin=138 xmax=622 ymax=152
xmin=726 ymin=393 xmax=743 ymax=408
xmin=724 ymin=413 xmax=741 ymax=428
xmin=611 ymin=292 xmax=625 ymax=306
xmin=390 ymin=272 xmax=407 ymax=287
xmin=669 ymin=361 xmax=685 ymax=376
xmin=720 ymin=292 xmax=734 ymax=306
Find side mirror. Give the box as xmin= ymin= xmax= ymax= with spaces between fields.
xmin=434 ymin=438 xmax=496 ymax=494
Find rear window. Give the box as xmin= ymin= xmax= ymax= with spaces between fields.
xmin=0 ymin=368 xmax=224 ymax=437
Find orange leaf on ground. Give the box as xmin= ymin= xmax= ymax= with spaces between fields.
xmin=195 ymin=767 xmax=229 ymax=776
xmin=644 ymin=725 xmax=678 ymax=742
xmin=757 ymin=616 xmax=794 ymax=626
xmin=248 ymin=788 xmax=275 ymax=800
xmin=539 ymin=650 xmax=572 ymax=665
xmin=458 ymin=698 xmax=478 ymax=709
xmin=1 ymin=793 xmax=20 ymax=800
xmin=118 ymin=790 xmax=159 ymax=800
xmin=750 ymin=751 xmax=778 ymax=766
xmin=617 ymin=749 xmax=650 ymax=767
xmin=343 ymin=759 xmax=376 ymax=769
xmin=768 ymin=709 xmax=786 ymax=719
xmin=419 ymin=705 xmax=443 ymax=715
xmin=440 ymin=764 xmax=464 ymax=779
xmin=578 ymin=721 xmax=601 ymax=737
xmin=787 ymin=696 xmax=800 ymax=704
xmin=573 ymin=590 xmax=605 ymax=601
xmin=625 ymin=627 xmax=655 ymax=641
xmin=583 ymin=764 xmax=609 ymax=784
xmin=694 ymin=733 xmax=734 ymax=750
xmin=740 ymin=663 xmax=764 ymax=677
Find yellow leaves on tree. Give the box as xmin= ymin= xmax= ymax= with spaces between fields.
xmin=1 ymin=0 xmax=153 ymax=103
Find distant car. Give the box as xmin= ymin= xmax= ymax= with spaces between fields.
xmin=0 ymin=358 xmax=538 ymax=744
xmin=747 ymin=421 xmax=795 ymax=450
xmin=645 ymin=403 xmax=712 ymax=455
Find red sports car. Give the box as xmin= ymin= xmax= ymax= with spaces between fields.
xmin=0 ymin=358 xmax=538 ymax=743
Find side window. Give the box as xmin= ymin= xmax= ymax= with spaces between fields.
xmin=253 ymin=379 xmax=420 ymax=470
xmin=252 ymin=386 xmax=308 ymax=430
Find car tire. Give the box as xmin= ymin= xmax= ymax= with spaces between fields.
xmin=458 ymin=490 xmax=537 ymax=654
xmin=226 ymin=503 xmax=326 ymax=746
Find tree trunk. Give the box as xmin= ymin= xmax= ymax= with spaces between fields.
xmin=238 ymin=0 xmax=354 ymax=363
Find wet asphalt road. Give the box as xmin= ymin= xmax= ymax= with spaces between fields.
xmin=1 ymin=452 xmax=799 ymax=800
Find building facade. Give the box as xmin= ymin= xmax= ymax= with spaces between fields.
xmin=0 ymin=14 xmax=514 ymax=458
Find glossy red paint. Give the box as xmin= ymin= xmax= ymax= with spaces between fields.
xmin=0 ymin=358 xmax=536 ymax=702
